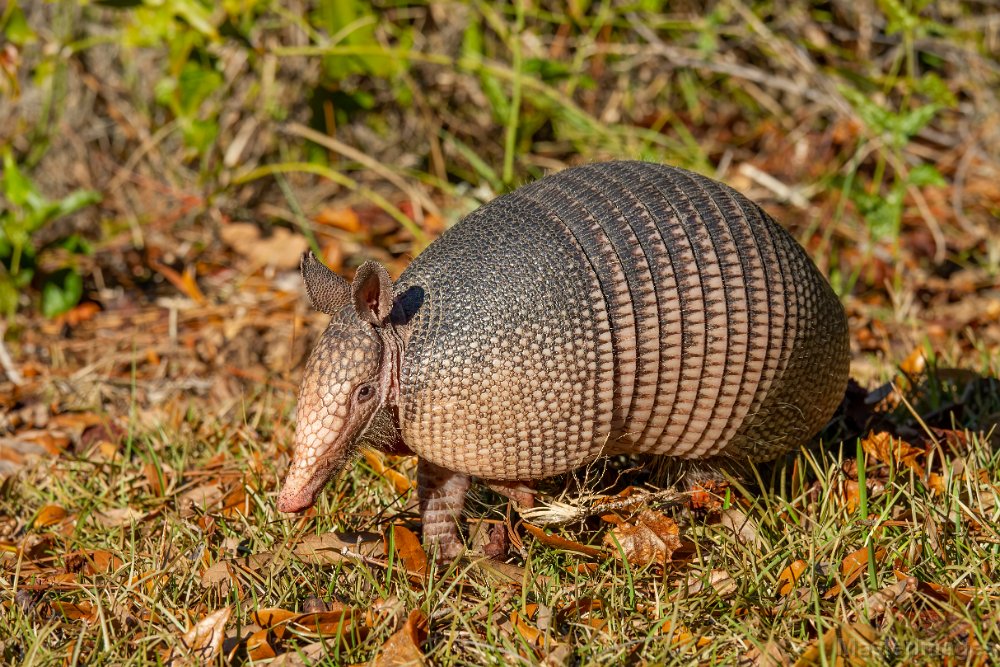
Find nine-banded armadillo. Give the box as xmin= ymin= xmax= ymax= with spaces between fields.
xmin=277 ymin=160 xmax=850 ymax=559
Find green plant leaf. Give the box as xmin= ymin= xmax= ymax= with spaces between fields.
xmin=172 ymin=0 xmax=219 ymax=39
xmin=839 ymin=86 xmax=892 ymax=136
xmin=915 ymin=73 xmax=957 ymax=107
xmin=180 ymin=118 xmax=219 ymax=154
xmin=523 ymin=58 xmax=572 ymax=82
xmin=1 ymin=150 xmax=37 ymax=208
xmin=896 ymin=104 xmax=939 ymax=141
xmin=176 ymin=61 xmax=223 ymax=116
xmin=878 ymin=0 xmax=921 ymax=35
xmin=2 ymin=3 xmax=37 ymax=45
xmin=53 ymin=190 xmax=103 ymax=219
xmin=907 ymin=164 xmax=946 ymax=188
xmin=313 ymin=0 xmax=399 ymax=79
xmin=0 ymin=278 xmax=17 ymax=317
xmin=41 ymin=270 xmax=83 ymax=318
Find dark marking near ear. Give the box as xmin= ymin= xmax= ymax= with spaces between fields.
xmin=394 ymin=285 xmax=425 ymax=325
xmin=352 ymin=261 xmax=394 ymax=325
xmin=301 ymin=251 xmax=351 ymax=315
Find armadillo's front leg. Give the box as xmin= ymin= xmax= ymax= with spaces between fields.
xmin=417 ymin=458 xmax=470 ymax=561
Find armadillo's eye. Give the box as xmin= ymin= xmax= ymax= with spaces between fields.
xmin=356 ymin=384 xmax=375 ymax=403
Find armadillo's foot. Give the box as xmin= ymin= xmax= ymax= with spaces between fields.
xmin=482 ymin=479 xmax=536 ymax=509
xmin=417 ymin=459 xmax=470 ymax=562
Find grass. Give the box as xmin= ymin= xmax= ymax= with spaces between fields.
xmin=2 ymin=0 xmax=1000 ymax=664
xmin=2 ymin=366 xmax=999 ymax=664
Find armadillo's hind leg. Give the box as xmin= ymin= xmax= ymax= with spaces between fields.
xmin=417 ymin=459 xmax=470 ymax=562
xmin=482 ymin=480 xmax=536 ymax=509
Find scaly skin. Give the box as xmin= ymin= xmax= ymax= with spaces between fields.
xmin=277 ymin=161 xmax=850 ymax=561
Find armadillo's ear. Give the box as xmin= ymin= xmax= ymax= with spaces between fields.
xmin=301 ymin=251 xmax=350 ymax=315
xmin=352 ymin=261 xmax=394 ymax=325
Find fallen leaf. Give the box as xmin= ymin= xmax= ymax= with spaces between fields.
xmin=558 ymin=598 xmax=603 ymax=622
xmin=565 ymin=563 xmax=598 ymax=576
xmin=792 ymin=622 xmax=876 ymax=666
xmin=84 ymin=550 xmax=124 ymax=574
xmin=371 ymin=609 xmax=428 ymax=667
xmin=681 ymin=569 xmax=737 ymax=598
xmin=842 ymin=479 xmax=862 ymax=515
xmin=16 ymin=430 xmax=70 ymax=455
xmin=688 ymin=480 xmax=729 ymax=511
xmin=364 ymin=450 xmax=415 ymax=494
xmin=421 ymin=213 xmax=446 ymax=236
xmin=777 ymin=560 xmax=808 ymax=596
xmin=860 ymin=431 xmax=926 ymax=477
xmin=200 ymin=553 xmax=273 ymax=591
xmin=143 ymin=462 xmax=165 ymax=497
xmin=471 ymin=559 xmax=535 ymax=585
xmin=604 ymin=510 xmax=681 ymax=566
xmin=93 ymin=507 xmax=146 ymax=528
xmin=894 ymin=570 xmax=975 ymax=605
xmin=164 ymin=606 xmax=232 ymax=666
xmin=200 ymin=561 xmax=235 ymax=590
xmin=246 ymin=628 xmax=277 ymax=661
xmin=286 ymin=607 xmax=364 ymax=643
xmin=898 ymin=346 xmax=927 ymax=378
xmin=315 ymin=206 xmax=361 ymax=232
xmin=717 ymin=506 xmax=762 ymax=546
xmin=293 ymin=531 xmax=386 ymax=565
xmin=269 ymin=640 xmax=330 ymax=666
xmin=177 ymin=481 xmax=226 ymax=516
xmin=220 ymin=222 xmax=309 ymax=270
xmin=660 ymin=619 xmax=711 ymax=648
xmin=33 ymin=505 xmax=68 ymax=529
xmin=149 ymin=258 xmax=205 ymax=304
xmin=524 ymin=523 xmax=603 ymax=558
xmin=389 ymin=525 xmax=428 ymax=579
xmin=51 ymin=601 xmax=97 ymax=622
xmin=220 ymin=485 xmax=248 ymax=518
xmin=744 ymin=639 xmax=791 ymax=667
xmin=54 ymin=301 xmax=101 ymax=328
xmin=252 ymin=607 xmax=299 ymax=630
xmin=21 ymin=534 xmax=55 ymax=561
xmin=824 ymin=546 xmax=887 ymax=598
xmin=468 ymin=519 xmax=509 ymax=559
xmin=510 ymin=610 xmax=543 ymax=646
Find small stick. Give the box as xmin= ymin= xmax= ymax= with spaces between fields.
xmin=0 ymin=323 xmax=24 ymax=386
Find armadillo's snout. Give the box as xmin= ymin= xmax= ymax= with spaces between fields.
xmin=276 ymin=488 xmax=311 ymax=513
xmin=277 ymin=453 xmax=338 ymax=513
xmin=277 ymin=409 xmax=349 ymax=513
xmin=277 ymin=457 xmax=322 ymax=513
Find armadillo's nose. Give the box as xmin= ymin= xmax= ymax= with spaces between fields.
xmin=276 ymin=493 xmax=310 ymax=513
xmin=277 ymin=428 xmax=346 ymax=514
xmin=277 ymin=463 xmax=323 ymax=513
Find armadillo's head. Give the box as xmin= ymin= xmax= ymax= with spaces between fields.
xmin=277 ymin=252 xmax=399 ymax=513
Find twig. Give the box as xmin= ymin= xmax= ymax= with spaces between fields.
xmin=623 ymin=18 xmax=829 ymax=105
xmin=0 ymin=323 xmax=24 ymax=386
xmin=283 ymin=122 xmax=441 ymax=223
xmin=519 ymin=488 xmax=687 ymax=527
xmin=952 ymin=140 xmax=989 ymax=239
xmin=738 ymin=163 xmax=812 ymax=209
xmin=907 ymin=184 xmax=947 ymax=264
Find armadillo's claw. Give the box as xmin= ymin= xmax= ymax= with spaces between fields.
xmin=483 ymin=479 xmax=537 ymax=510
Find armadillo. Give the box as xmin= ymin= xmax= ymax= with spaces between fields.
xmin=277 ymin=160 xmax=850 ymax=559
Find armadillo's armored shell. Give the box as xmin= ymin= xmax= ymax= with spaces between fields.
xmin=394 ymin=161 xmax=849 ymax=481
